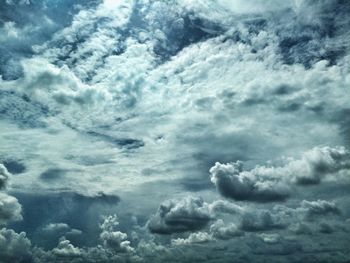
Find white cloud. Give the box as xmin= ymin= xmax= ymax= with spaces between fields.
xmin=100 ymin=215 xmax=134 ymax=253
xmin=0 ymin=164 xmax=10 ymax=190
xmin=171 ymin=231 xmax=213 ymax=245
xmin=0 ymin=193 xmax=22 ymax=225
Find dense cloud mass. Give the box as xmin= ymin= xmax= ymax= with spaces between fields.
xmin=0 ymin=0 xmax=350 ymax=262
xmin=209 ymin=146 xmax=350 ymax=202
xmin=148 ymin=197 xmax=212 ymax=234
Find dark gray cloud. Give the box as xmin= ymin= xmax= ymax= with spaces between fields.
xmin=39 ymin=168 xmax=68 ymax=180
xmin=300 ymin=199 xmax=341 ymax=219
xmin=1 ymin=159 xmax=26 ymax=175
xmin=240 ymin=210 xmax=288 ymax=232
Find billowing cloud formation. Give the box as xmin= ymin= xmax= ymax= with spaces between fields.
xmin=148 ymin=197 xmax=212 ymax=234
xmin=99 ymin=215 xmax=133 ymax=253
xmin=51 ymin=238 xmax=81 ymax=258
xmin=0 ymin=0 xmax=350 ymax=262
xmin=0 ymin=164 xmax=22 ymax=225
xmin=0 ymin=164 xmax=10 ymax=190
xmin=0 ymin=193 xmax=22 ymax=225
xmin=0 ymin=228 xmax=32 ymax=263
xmin=210 ymin=146 xmax=350 ymax=202
xmin=210 ymin=161 xmax=290 ymax=202
xmin=171 ymin=231 xmax=213 ymax=246
xmin=209 ymin=219 xmax=243 ymax=240
xmin=291 ymin=146 xmax=350 ymax=185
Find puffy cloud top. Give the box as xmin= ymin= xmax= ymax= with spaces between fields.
xmin=0 ymin=164 xmax=10 ymax=190
xmin=148 ymin=197 xmax=212 ymax=234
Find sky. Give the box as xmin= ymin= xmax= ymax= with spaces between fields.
xmin=0 ymin=0 xmax=350 ymax=262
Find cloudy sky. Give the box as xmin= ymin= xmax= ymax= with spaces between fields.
xmin=0 ymin=0 xmax=350 ymax=262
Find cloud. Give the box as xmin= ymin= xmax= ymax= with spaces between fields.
xmin=258 ymin=233 xmax=280 ymax=244
xmin=299 ymin=199 xmax=341 ymax=219
xmin=171 ymin=231 xmax=213 ymax=245
xmin=0 ymin=165 xmax=22 ymax=225
xmin=291 ymin=146 xmax=350 ymax=185
xmin=148 ymin=197 xmax=212 ymax=234
xmin=210 ymin=146 xmax=350 ymax=202
xmin=41 ymin=223 xmax=82 ymax=238
xmin=208 ymin=199 xmax=245 ymax=215
xmin=240 ymin=209 xmax=288 ymax=232
xmin=0 ymin=164 xmax=10 ymax=190
xmin=99 ymin=215 xmax=134 ymax=253
xmin=0 ymin=0 xmax=350 ymax=262
xmin=210 ymin=161 xmax=290 ymax=202
xmin=1 ymin=159 xmax=26 ymax=175
xmin=51 ymin=238 xmax=82 ymax=258
xmin=0 ymin=193 xmax=22 ymax=225
xmin=210 ymin=219 xmax=243 ymax=240
xmin=0 ymin=228 xmax=32 ymax=263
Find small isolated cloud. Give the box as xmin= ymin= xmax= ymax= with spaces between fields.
xmin=148 ymin=197 xmax=212 ymax=234
xmin=258 ymin=233 xmax=280 ymax=244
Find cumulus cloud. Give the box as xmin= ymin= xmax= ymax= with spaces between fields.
xmin=99 ymin=215 xmax=134 ymax=253
xmin=51 ymin=238 xmax=82 ymax=258
xmin=0 ymin=193 xmax=22 ymax=225
xmin=210 ymin=146 xmax=350 ymax=202
xmin=1 ymin=0 xmax=350 ymax=262
xmin=0 ymin=165 xmax=22 ymax=225
xmin=0 ymin=164 xmax=10 ymax=190
xmin=210 ymin=161 xmax=290 ymax=202
xmin=291 ymin=146 xmax=350 ymax=185
xmin=210 ymin=219 xmax=243 ymax=240
xmin=148 ymin=197 xmax=212 ymax=234
xmin=0 ymin=228 xmax=32 ymax=263
xmin=171 ymin=231 xmax=213 ymax=245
